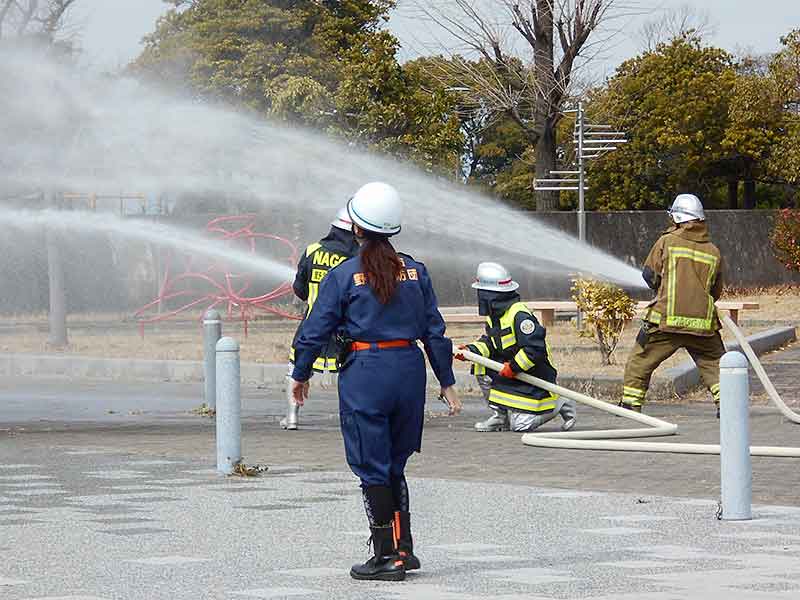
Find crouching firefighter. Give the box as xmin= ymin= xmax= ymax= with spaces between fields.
xmin=290 ymin=182 xmax=461 ymax=581
xmin=283 ymin=206 xmax=359 ymax=429
xmin=621 ymin=193 xmax=725 ymax=417
xmin=455 ymin=263 xmax=576 ymax=433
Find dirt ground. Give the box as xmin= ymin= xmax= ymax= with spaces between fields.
xmin=1 ymin=288 xmax=797 ymax=377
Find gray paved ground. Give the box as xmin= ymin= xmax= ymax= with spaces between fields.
xmin=2 ymin=376 xmax=798 ymax=506
xmin=1 ymin=343 xmax=799 ymax=598
xmin=1 ymin=447 xmax=800 ymax=600
xmin=750 ymin=344 xmax=800 ymax=399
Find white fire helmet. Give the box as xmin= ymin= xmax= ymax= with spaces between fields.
xmin=471 ymin=262 xmax=520 ymax=292
xmin=668 ymin=194 xmax=706 ymax=224
xmin=331 ymin=206 xmax=353 ymax=231
xmin=347 ymin=182 xmax=402 ymax=236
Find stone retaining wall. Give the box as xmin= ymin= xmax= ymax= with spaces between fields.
xmin=1 ymin=210 xmax=797 ymax=313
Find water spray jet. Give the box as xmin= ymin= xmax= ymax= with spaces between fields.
xmin=0 ymin=209 xmax=296 ymax=284
xmin=1 ymin=45 xmax=647 ymax=291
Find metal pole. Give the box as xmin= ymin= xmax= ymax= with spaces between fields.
xmin=46 ymin=227 xmax=69 ymax=348
xmin=203 ymin=309 xmax=222 ymax=411
xmin=46 ymin=191 xmax=68 ymax=348
xmin=719 ymin=351 xmax=752 ymax=521
xmin=577 ymin=101 xmax=586 ymax=245
xmin=216 ymin=337 xmax=241 ymax=475
xmin=576 ymin=102 xmax=585 ymax=330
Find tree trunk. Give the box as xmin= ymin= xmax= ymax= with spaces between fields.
xmin=743 ymin=179 xmax=756 ymax=209
xmin=46 ymin=227 xmax=69 ymax=348
xmin=535 ymin=123 xmax=559 ymax=211
xmin=532 ymin=1 xmax=559 ymax=212
xmin=727 ymin=178 xmax=739 ymax=209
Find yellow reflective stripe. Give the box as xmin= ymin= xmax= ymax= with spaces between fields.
xmin=489 ymin=388 xmax=558 ymax=412
xmin=486 ymin=303 xmax=537 ymax=352
xmin=500 ymin=333 xmax=516 ymax=348
xmin=647 ymin=310 xmax=662 ymax=324
xmin=307 ymin=282 xmax=319 ymax=313
xmin=473 ymin=341 xmax=490 ymax=357
xmin=666 ymin=249 xmax=678 ymax=323
xmin=499 ymin=302 xmax=531 ymax=330
xmin=666 ymin=246 xmax=719 ymax=331
xmin=623 ymin=386 xmax=646 ymax=398
xmin=710 ymin=383 xmax=721 ymax=400
xmin=472 ymin=364 xmax=487 ymax=376
xmin=289 ymin=350 xmax=337 ymax=371
xmin=623 ymin=385 xmax=645 ymax=406
xmin=306 ymin=242 xmax=322 ymax=257
xmin=665 ymin=315 xmax=713 ymax=329
xmin=290 ymin=348 xmax=337 ymax=371
xmin=544 ymin=340 xmax=555 ymax=366
xmin=504 ymin=302 xmax=533 ymax=324
xmin=670 ymin=247 xmax=718 ymax=263
xmin=500 ymin=302 xmax=539 ymax=349
xmin=312 ymin=356 xmax=338 ymax=372
xmin=514 ymin=348 xmax=535 ymax=371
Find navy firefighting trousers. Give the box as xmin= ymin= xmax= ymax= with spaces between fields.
xmin=338 ymin=345 xmax=426 ymax=487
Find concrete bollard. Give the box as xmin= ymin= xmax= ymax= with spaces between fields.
xmin=203 ymin=309 xmax=222 ymax=410
xmin=216 ymin=336 xmax=241 ymax=475
xmin=719 ymin=351 xmax=752 ymax=521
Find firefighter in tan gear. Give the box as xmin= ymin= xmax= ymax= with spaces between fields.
xmin=455 ymin=263 xmax=576 ymax=432
xmin=282 ymin=207 xmax=359 ymax=429
xmin=622 ymin=194 xmax=725 ymax=417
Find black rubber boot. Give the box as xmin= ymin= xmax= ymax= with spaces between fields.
xmin=350 ymin=525 xmax=406 ymax=582
xmin=395 ymin=511 xmax=421 ymax=571
xmin=716 ymin=403 xmax=720 ymax=419
xmin=618 ymin=401 xmax=643 ymax=413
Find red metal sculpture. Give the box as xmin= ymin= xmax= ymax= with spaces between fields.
xmin=134 ymin=215 xmax=301 ymax=336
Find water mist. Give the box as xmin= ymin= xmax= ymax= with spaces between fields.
xmin=0 ymin=45 xmax=647 ymax=290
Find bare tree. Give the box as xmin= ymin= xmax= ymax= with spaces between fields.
xmin=637 ymin=3 xmax=715 ymax=52
xmin=0 ymin=0 xmax=78 ymax=42
xmin=412 ymin=0 xmax=632 ymax=210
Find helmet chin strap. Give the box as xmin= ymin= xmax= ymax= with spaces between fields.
xmin=352 ymin=224 xmax=366 ymax=245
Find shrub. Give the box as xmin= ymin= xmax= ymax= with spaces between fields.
xmin=771 ymin=209 xmax=800 ymax=272
xmin=572 ymin=278 xmax=637 ymax=365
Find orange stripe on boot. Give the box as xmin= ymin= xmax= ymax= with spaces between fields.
xmin=394 ymin=512 xmax=409 ymax=558
xmin=394 ymin=511 xmax=403 ymax=554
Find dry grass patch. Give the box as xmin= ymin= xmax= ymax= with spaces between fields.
xmin=1 ymin=288 xmax=796 ymax=379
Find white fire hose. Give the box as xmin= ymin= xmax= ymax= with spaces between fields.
xmin=457 ymin=316 xmax=800 ymax=457
xmin=719 ymin=314 xmax=800 ymax=425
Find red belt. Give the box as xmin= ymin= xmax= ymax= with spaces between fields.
xmin=350 ymin=340 xmax=413 ymax=352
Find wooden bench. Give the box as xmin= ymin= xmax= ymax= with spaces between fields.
xmin=441 ymin=301 xmax=759 ymax=327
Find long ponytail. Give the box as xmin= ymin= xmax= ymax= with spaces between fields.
xmin=360 ymin=233 xmax=403 ymax=304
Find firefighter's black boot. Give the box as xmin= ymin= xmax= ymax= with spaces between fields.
xmin=618 ymin=400 xmax=643 ymax=413
xmin=350 ymin=525 xmax=406 ymax=581
xmin=395 ymin=511 xmax=421 ymax=571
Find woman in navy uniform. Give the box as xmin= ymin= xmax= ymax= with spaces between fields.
xmin=290 ymin=182 xmax=461 ymax=582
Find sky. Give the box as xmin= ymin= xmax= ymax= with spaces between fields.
xmin=73 ymin=0 xmax=799 ymax=76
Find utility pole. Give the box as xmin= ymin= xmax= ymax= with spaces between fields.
xmin=577 ymin=101 xmax=586 ymax=245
